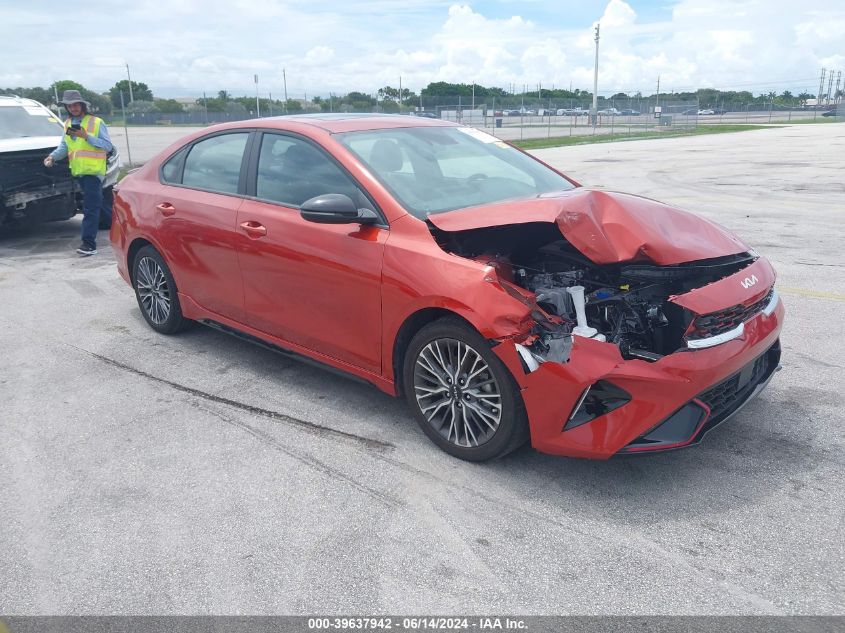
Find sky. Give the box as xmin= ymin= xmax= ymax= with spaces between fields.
xmin=1 ymin=0 xmax=843 ymax=99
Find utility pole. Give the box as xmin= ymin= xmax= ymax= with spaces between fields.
xmin=254 ymin=74 xmax=260 ymax=118
xmin=827 ymin=72 xmax=835 ymax=106
xmin=472 ymin=83 xmax=475 ymax=111
xmin=120 ymin=90 xmax=132 ymax=167
xmin=283 ymin=68 xmax=288 ymax=113
xmin=835 ymin=72 xmax=842 ymax=104
xmin=817 ymin=67 xmax=826 ymax=115
xmin=656 ymin=75 xmax=660 ymax=108
xmin=203 ymin=91 xmax=208 ymax=124
xmin=125 ymin=63 xmax=134 ymax=103
xmin=591 ymin=22 xmax=600 ymax=127
xmin=399 ymin=75 xmax=403 ymax=113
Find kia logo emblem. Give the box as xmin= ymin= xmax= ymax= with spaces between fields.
xmin=741 ymin=274 xmax=758 ymax=289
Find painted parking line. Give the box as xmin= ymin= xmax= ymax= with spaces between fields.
xmin=779 ymin=286 xmax=845 ymax=302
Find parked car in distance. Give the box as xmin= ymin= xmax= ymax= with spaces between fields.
xmin=412 ymin=111 xmax=438 ymax=119
xmin=821 ymin=110 xmax=839 ymax=117
xmin=0 ymin=95 xmax=119 ymax=227
xmin=556 ymin=108 xmax=590 ymax=116
xmin=111 ymin=114 xmax=783 ymax=462
xmin=619 ymin=109 xmax=641 ymax=116
xmin=698 ymin=109 xmax=715 ymax=115
xmin=597 ymin=108 xmax=621 ymax=116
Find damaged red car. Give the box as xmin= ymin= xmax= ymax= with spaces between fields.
xmin=111 ymin=115 xmax=783 ymax=461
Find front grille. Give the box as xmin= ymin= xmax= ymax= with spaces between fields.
xmin=689 ymin=287 xmax=774 ymax=339
xmin=0 ymin=150 xmax=73 ymax=199
xmin=698 ymin=348 xmax=773 ymax=422
xmin=620 ymin=340 xmax=781 ymax=454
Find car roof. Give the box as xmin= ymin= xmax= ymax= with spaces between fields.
xmin=217 ymin=113 xmax=456 ymax=135
xmin=0 ymin=95 xmax=45 ymax=108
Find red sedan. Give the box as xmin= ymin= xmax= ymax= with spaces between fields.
xmin=111 ymin=115 xmax=783 ymax=461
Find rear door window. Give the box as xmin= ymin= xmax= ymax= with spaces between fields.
xmin=181 ymin=133 xmax=249 ymax=194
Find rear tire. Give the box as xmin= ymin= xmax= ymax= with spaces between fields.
xmin=132 ymin=246 xmax=189 ymax=335
xmin=402 ymin=317 xmax=529 ymax=461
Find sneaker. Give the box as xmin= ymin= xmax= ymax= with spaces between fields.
xmin=76 ymin=243 xmax=98 ymax=256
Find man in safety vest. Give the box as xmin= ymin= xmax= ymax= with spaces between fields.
xmin=44 ymin=90 xmax=114 ymax=256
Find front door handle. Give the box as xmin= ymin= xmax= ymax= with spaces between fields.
xmin=240 ymin=220 xmax=267 ymax=238
xmin=156 ymin=202 xmax=176 ymax=217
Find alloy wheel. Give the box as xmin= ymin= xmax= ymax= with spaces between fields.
xmin=413 ymin=338 xmax=502 ymax=448
xmin=136 ymin=256 xmax=171 ymax=325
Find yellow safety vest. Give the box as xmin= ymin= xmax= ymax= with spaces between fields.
xmin=65 ymin=114 xmax=107 ymax=177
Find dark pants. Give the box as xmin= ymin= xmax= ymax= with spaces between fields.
xmin=77 ymin=175 xmax=112 ymax=248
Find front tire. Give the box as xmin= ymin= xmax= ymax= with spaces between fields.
xmin=403 ymin=317 xmax=529 ymax=461
xmin=132 ymin=246 xmax=188 ymax=334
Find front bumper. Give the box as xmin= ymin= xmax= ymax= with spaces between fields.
xmin=619 ymin=339 xmax=780 ymax=453
xmin=493 ymin=293 xmax=784 ymax=459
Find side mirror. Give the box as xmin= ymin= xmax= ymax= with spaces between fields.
xmin=300 ymin=194 xmax=379 ymax=225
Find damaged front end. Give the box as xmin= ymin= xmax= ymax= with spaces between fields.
xmin=428 ymin=190 xmax=783 ymax=457
xmin=0 ymin=148 xmax=76 ymax=225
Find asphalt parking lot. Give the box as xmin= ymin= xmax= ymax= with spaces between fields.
xmin=1 ymin=123 xmax=843 ymax=615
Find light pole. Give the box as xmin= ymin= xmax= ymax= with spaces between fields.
xmin=283 ymin=68 xmax=288 ymax=113
xmin=125 ymin=63 xmax=134 ymax=103
xmin=254 ymin=74 xmax=260 ymax=118
xmin=591 ymin=23 xmax=600 ymax=127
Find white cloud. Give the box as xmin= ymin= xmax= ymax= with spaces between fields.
xmin=0 ymin=1 xmax=843 ymax=97
xmin=304 ymin=47 xmax=336 ymax=66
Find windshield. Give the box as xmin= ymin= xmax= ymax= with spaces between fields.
xmin=336 ymin=126 xmax=575 ymax=217
xmin=0 ymin=104 xmax=64 ymax=140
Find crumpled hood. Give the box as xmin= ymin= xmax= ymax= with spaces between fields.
xmin=427 ymin=188 xmax=749 ymax=265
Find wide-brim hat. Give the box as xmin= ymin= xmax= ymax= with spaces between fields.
xmin=59 ymin=89 xmax=91 ymax=107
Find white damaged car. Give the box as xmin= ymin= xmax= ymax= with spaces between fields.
xmin=0 ymin=95 xmax=119 ymax=227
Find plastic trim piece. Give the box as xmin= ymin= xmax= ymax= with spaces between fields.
xmin=686 ymin=322 xmax=744 ymax=349
xmin=762 ymin=288 xmax=780 ymax=317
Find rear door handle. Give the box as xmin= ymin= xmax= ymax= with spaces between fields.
xmin=156 ymin=202 xmax=176 ymax=217
xmin=239 ymin=220 xmax=267 ymax=238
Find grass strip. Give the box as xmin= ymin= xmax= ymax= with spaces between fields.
xmin=513 ymin=124 xmax=778 ymax=150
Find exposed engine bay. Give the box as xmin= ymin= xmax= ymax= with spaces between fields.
xmin=432 ymin=222 xmax=757 ymax=363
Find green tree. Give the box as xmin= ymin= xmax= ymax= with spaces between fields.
xmin=154 ymin=98 xmax=185 ymax=113
xmin=0 ymin=86 xmax=52 ymax=105
xmin=226 ymin=101 xmax=248 ymax=117
xmin=127 ymin=100 xmax=159 ymax=114
xmin=284 ymin=99 xmax=303 ymax=113
xmin=109 ymin=80 xmax=153 ymax=107
xmin=378 ymin=86 xmax=400 ymax=102
xmin=198 ymin=96 xmax=226 ymax=112
xmin=51 ymin=80 xmax=111 ymax=115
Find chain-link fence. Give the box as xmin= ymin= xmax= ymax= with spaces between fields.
xmin=101 ymin=93 xmax=841 ymax=144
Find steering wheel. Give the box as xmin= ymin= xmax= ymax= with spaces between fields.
xmin=467 ymin=173 xmax=488 ymax=187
